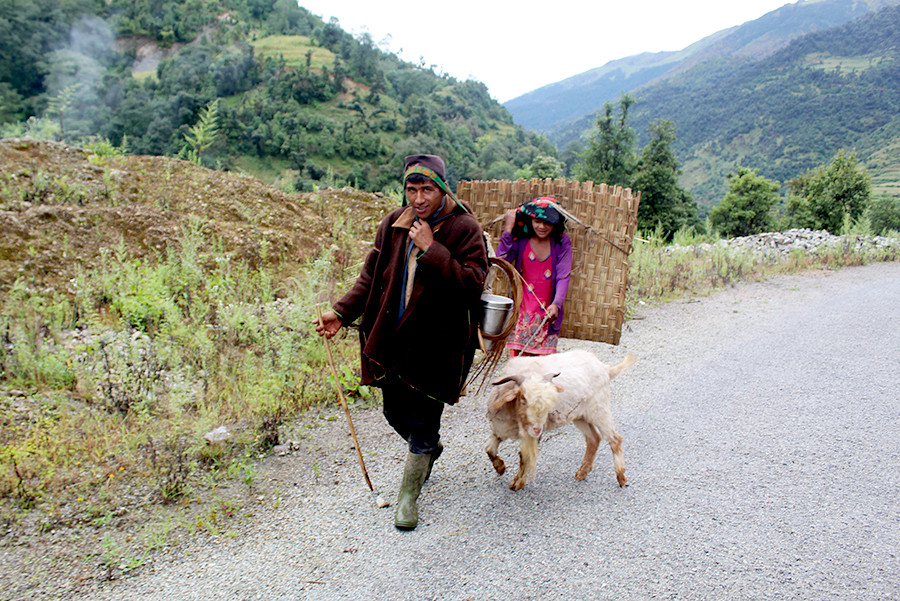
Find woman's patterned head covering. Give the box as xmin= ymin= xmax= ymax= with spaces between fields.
xmin=512 ymin=196 xmax=566 ymax=239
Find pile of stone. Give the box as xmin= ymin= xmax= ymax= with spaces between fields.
xmin=671 ymin=228 xmax=900 ymax=260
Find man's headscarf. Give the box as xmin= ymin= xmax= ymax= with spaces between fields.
xmin=402 ymin=154 xmax=470 ymax=213
xmin=403 ymin=154 xmax=451 ymax=197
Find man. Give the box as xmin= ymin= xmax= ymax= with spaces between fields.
xmin=315 ymin=154 xmax=488 ymax=530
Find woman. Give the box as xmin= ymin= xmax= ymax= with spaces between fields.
xmin=496 ymin=196 xmax=572 ymax=356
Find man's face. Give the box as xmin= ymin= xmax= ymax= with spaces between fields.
xmin=406 ymin=179 xmax=444 ymax=219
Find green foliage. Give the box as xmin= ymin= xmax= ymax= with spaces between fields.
xmin=628 ymin=230 xmax=761 ymax=304
xmin=0 ymin=202 xmax=369 ymax=531
xmin=515 ymin=154 xmax=564 ymax=180
xmin=867 ymin=194 xmax=900 ymax=234
xmin=627 ymin=224 xmax=898 ymax=310
xmin=0 ymin=0 xmax=547 ymax=194
xmin=0 ymin=281 xmax=77 ymax=390
xmin=616 ymin=5 xmax=900 ymax=204
xmin=575 ymin=102 xmax=703 ymax=238
xmin=180 ymin=98 xmax=220 ymax=166
xmin=575 ymin=93 xmax=636 ymax=187
xmin=839 ymin=211 xmax=873 ymax=237
xmin=0 ymin=82 xmax=25 ymax=124
xmin=0 ymin=116 xmax=60 ymax=140
xmin=786 ymin=150 xmax=871 ymax=233
xmin=709 ymin=167 xmax=781 ymax=237
xmin=632 ymin=120 xmax=702 ymax=238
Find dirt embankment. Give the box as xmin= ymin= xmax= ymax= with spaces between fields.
xmin=0 ymin=138 xmax=393 ymax=294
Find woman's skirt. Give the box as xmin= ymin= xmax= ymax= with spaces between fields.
xmin=505 ymin=308 xmax=558 ymax=356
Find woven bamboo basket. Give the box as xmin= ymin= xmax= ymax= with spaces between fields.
xmin=458 ymin=178 xmax=640 ymax=346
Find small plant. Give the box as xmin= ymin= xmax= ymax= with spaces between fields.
xmin=147 ymin=438 xmax=193 ymax=504
xmin=45 ymin=83 xmax=83 ymax=140
xmin=180 ymin=99 xmax=220 ymax=167
xmin=329 ymin=363 xmax=372 ymax=401
xmin=241 ymin=464 xmax=255 ymax=491
xmin=86 ymin=137 xmax=128 ymax=166
xmin=99 ymin=533 xmax=122 ymax=568
xmin=5 ymin=454 xmax=38 ymax=510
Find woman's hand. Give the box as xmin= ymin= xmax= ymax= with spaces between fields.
xmin=314 ymin=310 xmax=342 ymax=339
xmin=503 ymin=208 xmax=517 ymax=233
xmin=546 ymin=304 xmax=560 ymax=321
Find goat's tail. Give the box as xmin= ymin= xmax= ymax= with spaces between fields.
xmin=608 ymin=353 xmax=637 ymax=380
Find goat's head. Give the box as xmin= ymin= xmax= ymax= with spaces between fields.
xmin=491 ymin=372 xmax=563 ymax=439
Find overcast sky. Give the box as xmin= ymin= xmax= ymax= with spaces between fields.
xmin=297 ymin=1 xmax=795 ymax=102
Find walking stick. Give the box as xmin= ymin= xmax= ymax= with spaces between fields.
xmin=316 ymin=304 xmax=374 ymax=491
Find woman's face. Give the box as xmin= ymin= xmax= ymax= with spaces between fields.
xmin=531 ymin=218 xmax=553 ymax=239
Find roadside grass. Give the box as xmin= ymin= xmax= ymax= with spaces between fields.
xmin=627 ymin=224 xmax=900 ymax=312
xmin=0 ymin=213 xmax=366 ymax=561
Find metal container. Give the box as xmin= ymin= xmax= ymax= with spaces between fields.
xmin=481 ymin=293 xmax=514 ymax=338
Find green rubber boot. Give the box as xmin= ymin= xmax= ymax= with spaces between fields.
xmin=394 ymin=452 xmax=431 ymax=531
xmin=424 ymin=443 xmax=443 ymax=483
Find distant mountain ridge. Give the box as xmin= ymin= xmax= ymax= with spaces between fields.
xmin=506 ymin=0 xmax=900 ymax=134
xmin=628 ymin=2 xmax=900 ymax=203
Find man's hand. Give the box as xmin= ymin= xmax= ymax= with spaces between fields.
xmin=409 ymin=220 xmax=434 ymax=252
xmin=314 ymin=310 xmax=342 ymax=339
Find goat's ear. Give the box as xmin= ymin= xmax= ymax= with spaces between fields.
xmin=492 ymin=375 xmax=523 ymax=386
xmin=491 ymin=385 xmax=519 ymax=411
xmin=544 ymin=372 xmax=563 ymax=393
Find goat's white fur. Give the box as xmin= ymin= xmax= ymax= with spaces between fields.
xmin=486 ymin=350 xmax=635 ymax=490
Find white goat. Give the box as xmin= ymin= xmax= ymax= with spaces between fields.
xmin=485 ymin=350 xmax=636 ymax=490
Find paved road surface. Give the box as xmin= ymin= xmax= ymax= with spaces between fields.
xmin=75 ymin=262 xmax=900 ymax=600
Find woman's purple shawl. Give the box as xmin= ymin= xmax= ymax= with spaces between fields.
xmin=495 ymin=231 xmax=573 ymax=336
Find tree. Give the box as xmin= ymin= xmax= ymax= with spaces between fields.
xmin=786 ymin=150 xmax=870 ymax=233
xmin=867 ymin=195 xmax=900 ymax=234
xmin=0 ymin=83 xmax=25 ymax=124
xmin=631 ymin=120 xmax=701 ymax=237
xmin=575 ymin=93 xmax=636 ymax=187
xmin=560 ymin=140 xmax=582 ymax=177
xmin=180 ymin=98 xmax=219 ymax=166
xmin=45 ymin=82 xmax=87 ymax=140
xmin=518 ymin=155 xmax=564 ymax=180
xmin=709 ymin=167 xmax=780 ymax=237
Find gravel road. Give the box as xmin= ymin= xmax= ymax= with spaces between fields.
xmin=73 ymin=262 xmax=900 ymax=601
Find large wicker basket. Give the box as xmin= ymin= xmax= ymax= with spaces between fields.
xmin=458 ymin=178 xmax=640 ymax=345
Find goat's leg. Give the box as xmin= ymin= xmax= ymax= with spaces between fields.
xmin=608 ymin=431 xmax=626 ymax=487
xmin=485 ymin=432 xmax=506 ymax=475
xmin=588 ymin=406 xmax=627 ymax=487
xmin=510 ymin=435 xmax=538 ymax=491
xmin=573 ymin=420 xmax=601 ymax=480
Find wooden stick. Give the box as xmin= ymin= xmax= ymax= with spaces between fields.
xmin=316 ymin=304 xmax=373 ymax=491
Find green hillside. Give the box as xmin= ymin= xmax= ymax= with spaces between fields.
xmin=0 ymin=0 xmax=554 ymax=192
xmin=513 ymin=0 xmax=898 ymax=135
xmin=548 ymin=4 xmax=900 ymax=206
xmin=631 ymin=5 xmax=900 ymax=203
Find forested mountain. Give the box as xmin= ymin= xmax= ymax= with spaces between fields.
xmin=521 ymin=1 xmax=900 ymax=205
xmin=503 ymin=35 xmax=725 ymax=134
xmin=627 ymin=3 xmax=900 ymax=203
xmin=506 ymin=0 xmax=900 ymax=134
xmin=0 ymin=0 xmax=553 ymax=192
